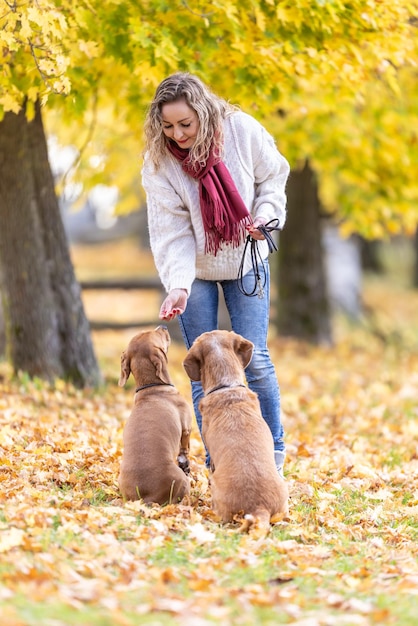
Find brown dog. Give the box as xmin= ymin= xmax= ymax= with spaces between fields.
xmin=118 ymin=326 xmax=192 ymax=505
xmin=183 ymin=330 xmax=289 ymax=533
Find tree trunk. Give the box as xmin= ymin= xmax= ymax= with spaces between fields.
xmin=276 ymin=160 xmax=332 ymax=345
xmin=0 ymin=264 xmax=6 ymax=361
xmin=413 ymin=228 xmax=418 ymax=289
xmin=358 ymin=237 xmax=384 ymax=274
xmin=0 ymin=102 xmax=102 ymax=386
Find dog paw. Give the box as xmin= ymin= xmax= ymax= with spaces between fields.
xmin=177 ymin=454 xmax=190 ymax=475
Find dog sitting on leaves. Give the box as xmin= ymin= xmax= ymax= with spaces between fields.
xmin=118 ymin=325 xmax=192 ymax=505
xmin=183 ymin=329 xmax=289 ymax=534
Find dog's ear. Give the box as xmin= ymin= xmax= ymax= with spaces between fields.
xmin=152 ymin=349 xmax=171 ymax=384
xmin=119 ymin=351 xmax=131 ymax=386
xmin=235 ymin=336 xmax=254 ymax=369
xmin=183 ymin=348 xmax=201 ymax=381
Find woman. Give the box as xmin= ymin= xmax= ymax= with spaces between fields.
xmin=142 ymin=72 xmax=290 ymax=475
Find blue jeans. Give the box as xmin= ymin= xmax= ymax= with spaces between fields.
xmin=178 ymin=259 xmax=285 ymax=466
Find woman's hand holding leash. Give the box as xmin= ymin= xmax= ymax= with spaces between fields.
xmin=246 ymin=217 xmax=267 ymax=240
xmin=239 ymin=218 xmax=282 ymax=297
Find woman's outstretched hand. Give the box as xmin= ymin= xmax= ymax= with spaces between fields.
xmin=159 ymin=288 xmax=188 ymax=321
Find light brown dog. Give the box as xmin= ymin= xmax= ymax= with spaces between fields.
xmin=183 ymin=330 xmax=289 ymax=533
xmin=118 ymin=326 xmax=192 ymax=505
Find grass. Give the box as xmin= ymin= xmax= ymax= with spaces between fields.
xmin=0 ymin=237 xmax=417 ymax=625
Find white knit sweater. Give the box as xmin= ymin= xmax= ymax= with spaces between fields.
xmin=142 ymin=111 xmax=290 ymax=294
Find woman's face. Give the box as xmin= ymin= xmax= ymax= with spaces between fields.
xmin=161 ymin=99 xmax=199 ymax=149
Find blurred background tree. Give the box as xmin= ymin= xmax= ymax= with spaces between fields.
xmin=0 ymin=0 xmax=417 ymax=380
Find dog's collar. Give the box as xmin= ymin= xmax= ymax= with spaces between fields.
xmin=206 ymin=383 xmax=246 ymax=395
xmin=135 ymin=382 xmax=174 ymax=393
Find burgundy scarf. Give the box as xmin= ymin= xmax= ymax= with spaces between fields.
xmin=167 ymin=141 xmax=252 ymax=255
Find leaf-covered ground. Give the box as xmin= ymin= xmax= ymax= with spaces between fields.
xmin=0 ymin=242 xmax=417 ymax=625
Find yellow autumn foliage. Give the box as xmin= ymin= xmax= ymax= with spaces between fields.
xmin=1 ymin=0 xmax=417 ymax=235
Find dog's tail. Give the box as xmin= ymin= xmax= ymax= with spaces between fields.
xmin=237 ymin=509 xmax=271 ymax=538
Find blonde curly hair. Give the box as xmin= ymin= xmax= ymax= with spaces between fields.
xmin=143 ymin=72 xmax=238 ymax=170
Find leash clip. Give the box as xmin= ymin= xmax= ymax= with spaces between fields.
xmin=257 ymin=278 xmax=264 ymax=299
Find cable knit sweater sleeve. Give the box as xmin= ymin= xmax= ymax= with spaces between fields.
xmin=228 ymin=112 xmax=290 ymax=227
xmin=142 ymin=158 xmax=197 ymax=294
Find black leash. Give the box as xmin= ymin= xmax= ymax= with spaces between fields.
xmin=237 ymin=218 xmax=282 ymax=297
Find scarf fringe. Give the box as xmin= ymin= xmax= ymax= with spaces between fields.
xmin=204 ymin=216 xmax=252 ymax=256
